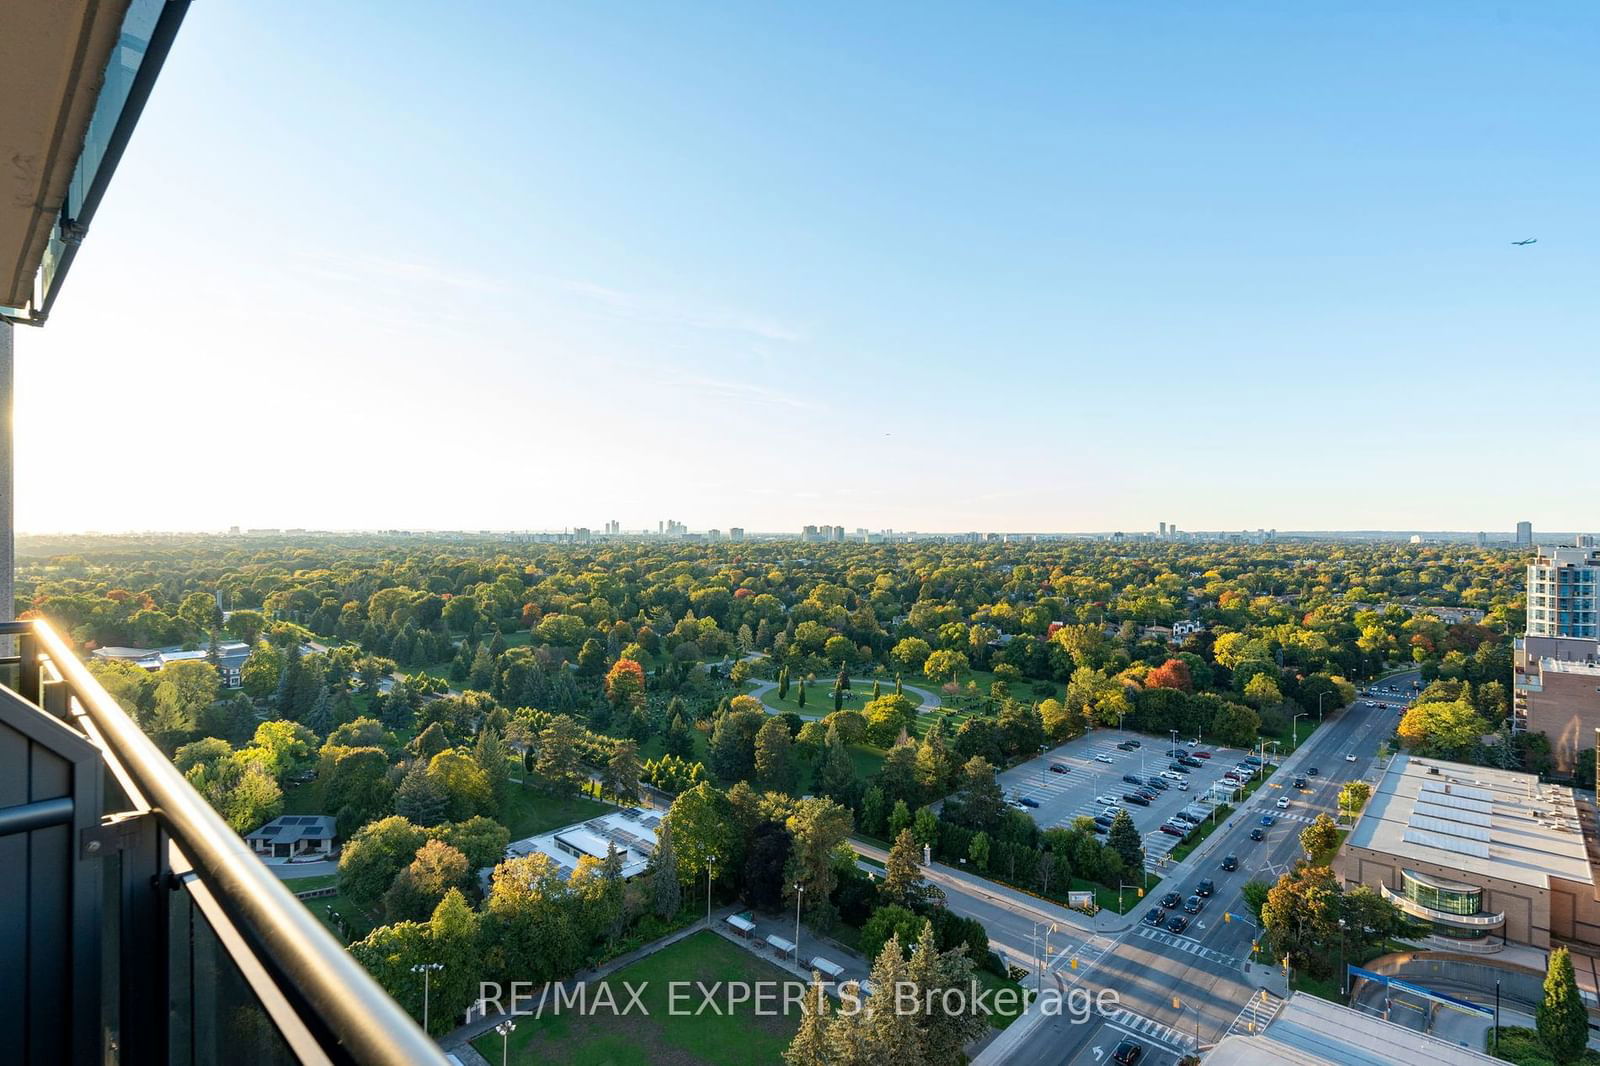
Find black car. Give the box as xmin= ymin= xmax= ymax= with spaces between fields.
xmin=1249 ymin=827 xmax=1265 ymax=841
xmin=1221 ymin=855 xmax=1238 ymax=871
xmin=1050 ymin=763 xmax=1069 ymax=774
xmin=1116 ymin=741 xmax=1136 ymax=750
xmin=1161 ymin=891 xmax=1182 ymax=909
xmin=1184 ymin=895 xmax=1204 ymax=914
xmin=1145 ymin=776 xmax=1169 ymax=790
xmin=1180 ymin=756 xmax=1203 ymax=768
xmin=1112 ymin=1039 xmax=1144 ymax=1065
xmin=1122 ymin=793 xmax=1150 ymax=806
xmin=1168 ymin=762 xmax=1191 ymax=774
xmin=1143 ymin=908 xmax=1164 ymax=926
xmin=1018 ymin=796 xmax=1039 ymax=808
xmin=1166 ymin=914 xmax=1189 ymax=934
xmin=1093 ymin=814 xmax=1114 ymax=826
xmin=1293 ymin=777 xmax=1307 ymax=789
xmin=1196 ymin=879 xmax=1215 ymax=897
xmin=1307 ymin=767 xmax=1319 ymax=776
xmin=1166 ymin=748 xmax=1185 ymax=758
xmin=1125 ymin=739 xmax=1141 ymax=748
xmin=1089 ymin=822 xmax=1107 ymax=835
xmin=1123 ymin=773 xmax=1144 ymax=786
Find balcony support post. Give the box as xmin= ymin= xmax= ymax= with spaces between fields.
xmin=0 ymin=319 xmax=11 ymax=657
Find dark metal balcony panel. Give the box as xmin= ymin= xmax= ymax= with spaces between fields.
xmin=0 ymin=682 xmax=104 ymax=1066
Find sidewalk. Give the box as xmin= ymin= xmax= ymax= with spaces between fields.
xmin=851 ymin=838 xmax=1126 ymax=934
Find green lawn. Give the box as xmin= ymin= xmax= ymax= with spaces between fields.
xmin=300 ymin=887 xmax=379 ymax=944
xmin=758 ymin=681 xmax=877 ymax=717
xmin=284 ymin=872 xmax=339 ymax=891
xmin=473 ymin=931 xmax=798 ymax=1066
xmin=500 ymin=786 xmax=614 ymax=839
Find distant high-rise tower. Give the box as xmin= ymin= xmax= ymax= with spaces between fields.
xmin=1477 ymin=531 xmax=1487 ymax=547
xmin=1159 ymin=522 xmax=1168 ymax=538
xmin=1517 ymin=521 xmax=1533 ymax=547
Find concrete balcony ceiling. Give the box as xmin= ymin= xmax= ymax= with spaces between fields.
xmin=0 ymin=0 xmax=129 ymax=308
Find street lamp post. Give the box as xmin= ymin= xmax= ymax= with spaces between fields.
xmin=410 ymin=961 xmax=444 ymax=1033
xmin=1318 ymin=691 xmax=1329 ymax=725
xmin=1291 ymin=713 xmax=1307 ymax=752
xmin=794 ymin=883 xmax=805 ymax=962
xmin=1338 ymin=918 xmax=1348 ymax=998
xmin=707 ymin=855 xmax=717 ymax=926
xmin=495 ymin=1020 xmax=517 ymax=1066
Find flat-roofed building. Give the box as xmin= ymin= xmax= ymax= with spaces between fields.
xmin=1205 ymin=992 xmax=1504 ymax=1066
xmin=502 ymin=807 xmax=660 ymax=881
xmin=1333 ymin=754 xmax=1600 ymax=950
xmin=1513 ymin=634 xmax=1600 ymax=771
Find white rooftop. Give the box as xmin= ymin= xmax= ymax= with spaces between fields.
xmin=1346 ymin=754 xmax=1593 ymax=889
xmin=503 ymin=807 xmax=661 ymax=881
xmin=1205 ymin=993 xmax=1502 ymax=1066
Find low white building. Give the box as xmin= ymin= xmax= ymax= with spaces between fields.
xmin=503 ymin=807 xmax=660 ymax=881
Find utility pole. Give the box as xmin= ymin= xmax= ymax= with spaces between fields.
xmin=0 ymin=320 xmax=12 ymax=655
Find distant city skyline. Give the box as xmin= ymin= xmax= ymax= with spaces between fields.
xmin=13 ymin=3 xmax=1600 ymax=533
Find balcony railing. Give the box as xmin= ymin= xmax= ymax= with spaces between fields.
xmin=1380 ymin=882 xmax=1506 ymax=929
xmin=0 ymin=619 xmax=448 ymax=1066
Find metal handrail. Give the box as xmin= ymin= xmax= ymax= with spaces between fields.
xmin=4 ymin=619 xmax=449 ymax=1065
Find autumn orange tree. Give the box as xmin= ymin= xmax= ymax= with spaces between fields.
xmin=604 ymin=658 xmax=647 ymax=713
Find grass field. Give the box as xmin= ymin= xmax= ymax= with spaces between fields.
xmin=758 ymin=680 xmax=878 ymax=717
xmin=500 ymin=786 xmax=614 ymax=839
xmin=474 ymin=931 xmax=798 ymax=1066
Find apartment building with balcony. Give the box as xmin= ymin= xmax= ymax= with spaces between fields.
xmin=1333 ymin=754 xmax=1600 ymax=952
xmin=2 ymin=3 xmax=448 ymax=1062
xmin=1526 ymin=546 xmax=1600 ymax=640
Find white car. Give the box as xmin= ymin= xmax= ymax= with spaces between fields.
xmin=1346 ymin=753 xmax=1358 ymax=762
xmin=1094 ymin=753 xmax=1114 ymax=764
xmin=1096 ymin=794 xmax=1119 ymax=806
xmin=1276 ymin=797 xmax=1290 ymax=809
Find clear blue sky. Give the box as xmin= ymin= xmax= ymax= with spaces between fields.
xmin=19 ymin=2 xmax=1599 ymax=533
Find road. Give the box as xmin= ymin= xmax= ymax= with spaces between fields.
xmin=977 ymin=673 xmax=1419 ymax=1065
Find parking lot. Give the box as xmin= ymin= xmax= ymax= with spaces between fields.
xmin=998 ymin=730 xmax=1261 ymax=872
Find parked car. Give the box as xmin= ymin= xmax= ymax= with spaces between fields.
xmin=1184 ymin=895 xmax=1204 ymax=914
xmin=1194 ymin=751 xmax=1211 ymax=759
xmin=1166 ymin=914 xmax=1189 ymax=934
xmin=1122 ymin=793 xmax=1150 ymax=806
xmin=1159 ymin=822 xmax=1187 ymax=837
xmin=1089 ymin=822 xmax=1107 ymax=835
xmin=1125 ymin=739 xmax=1141 ymax=748
xmin=1096 ymin=794 xmax=1120 ymax=806
xmin=1094 ymin=815 xmax=1114 ymax=828
xmin=1174 ymin=780 xmax=1189 ymax=790
xmin=1249 ymin=827 xmax=1265 ymax=841
xmin=1123 ymin=773 xmax=1145 ymax=786
xmin=1146 ymin=776 xmax=1169 ymax=790
xmin=1102 ymin=806 xmax=1122 ymax=818
xmin=1160 ymin=770 xmax=1184 ymax=781
xmin=1112 ymin=1038 xmax=1144 ymax=1065
xmin=1180 ymin=756 xmax=1203 ymax=768
xmin=1116 ymin=741 xmax=1135 ymax=751
xmin=1221 ymin=855 xmax=1238 ymax=871
xmin=1019 ymin=796 xmax=1040 ymax=808
xmin=1161 ymin=892 xmax=1182 ymax=909
xmin=1168 ymin=763 xmax=1191 ymax=774
xmin=1050 ymin=763 xmax=1070 ymax=774
xmin=1196 ymin=879 xmax=1215 ymax=897
xmin=1095 ymin=753 xmax=1115 ymax=763
xmin=1143 ymin=908 xmax=1164 ymax=926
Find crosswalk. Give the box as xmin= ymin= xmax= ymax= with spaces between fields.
xmin=1223 ymin=989 xmax=1285 ymax=1037
xmin=1133 ymin=924 xmax=1244 ymax=970
xmin=1096 ymin=1002 xmax=1197 ymax=1051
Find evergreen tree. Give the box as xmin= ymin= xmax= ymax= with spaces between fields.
xmin=778 ymin=666 xmax=790 ymax=700
xmin=784 ymin=972 xmax=834 ymax=1066
xmin=817 ymin=727 xmax=858 ymax=807
xmin=468 ymin=646 xmax=496 ymax=691
xmin=274 ymin=643 xmax=305 ymax=719
xmin=1108 ymin=810 xmax=1145 ymax=875
xmin=488 ymin=628 xmax=508 ymax=657
xmin=651 ymin=822 xmax=682 ymax=919
xmin=448 ymin=645 xmax=470 ymax=683
xmin=880 ymin=827 xmax=930 ymax=908
xmin=1538 ymin=946 xmax=1588 ymax=1063
xmin=206 ymin=630 xmax=222 ymax=669
xmin=895 ymin=674 xmax=903 ymax=697
xmin=664 ymin=712 xmax=695 ymax=758
xmin=834 ymin=685 xmax=844 ymax=712
xmin=797 ymin=680 xmax=807 ymax=708
xmin=303 ymin=685 xmax=336 ymax=737
xmin=872 ymin=679 xmax=882 ymax=700
xmin=755 ymin=618 xmax=774 ymax=651
xmin=393 ymin=760 xmax=450 ymax=826
xmin=836 ymin=662 xmax=850 ymax=692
